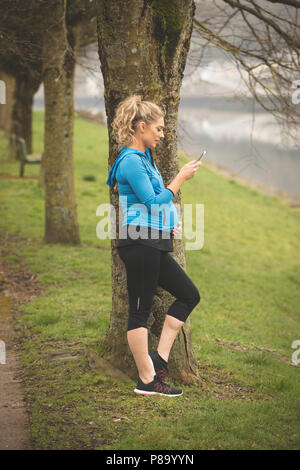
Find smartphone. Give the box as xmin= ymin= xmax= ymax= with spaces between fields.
xmin=196 ymin=150 xmax=206 ymax=162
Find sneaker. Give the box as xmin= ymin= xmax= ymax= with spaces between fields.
xmin=149 ymin=350 xmax=169 ymax=382
xmin=134 ymin=374 xmax=182 ymax=397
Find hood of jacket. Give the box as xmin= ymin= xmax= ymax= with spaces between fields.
xmin=106 ymin=146 xmax=147 ymax=189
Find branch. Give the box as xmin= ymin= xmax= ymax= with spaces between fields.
xmin=265 ymin=0 xmax=300 ymax=7
xmin=222 ymin=0 xmax=300 ymax=49
xmin=193 ymin=19 xmax=297 ymax=72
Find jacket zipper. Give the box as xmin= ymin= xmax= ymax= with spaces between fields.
xmin=137 ymin=296 xmax=140 ymax=311
xmin=140 ymin=154 xmax=167 ymax=228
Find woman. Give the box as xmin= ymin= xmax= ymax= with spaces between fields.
xmin=106 ymin=95 xmax=202 ymax=397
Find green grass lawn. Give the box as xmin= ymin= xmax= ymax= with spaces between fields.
xmin=0 ymin=110 xmax=299 ymax=450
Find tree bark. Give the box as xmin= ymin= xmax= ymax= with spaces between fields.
xmin=42 ymin=0 xmax=80 ymax=245
xmin=97 ymin=0 xmax=199 ymax=384
xmin=10 ymin=73 xmax=39 ymax=156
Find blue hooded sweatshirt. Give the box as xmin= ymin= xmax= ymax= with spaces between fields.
xmin=106 ymin=146 xmax=178 ymax=232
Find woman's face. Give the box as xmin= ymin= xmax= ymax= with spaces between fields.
xmin=137 ymin=116 xmax=165 ymax=149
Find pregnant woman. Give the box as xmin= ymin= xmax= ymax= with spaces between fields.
xmin=106 ymin=95 xmax=202 ymax=397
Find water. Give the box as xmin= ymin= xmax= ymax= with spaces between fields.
xmin=34 ymin=79 xmax=300 ymax=198
xmin=178 ymin=96 xmax=300 ymax=197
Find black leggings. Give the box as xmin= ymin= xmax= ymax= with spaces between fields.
xmin=117 ymin=244 xmax=200 ymax=331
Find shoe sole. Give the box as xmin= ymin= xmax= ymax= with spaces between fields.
xmin=134 ymin=388 xmax=183 ymax=397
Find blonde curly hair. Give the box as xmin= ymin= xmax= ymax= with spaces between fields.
xmin=112 ymin=95 xmax=165 ymax=151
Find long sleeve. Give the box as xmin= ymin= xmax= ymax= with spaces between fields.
xmin=120 ymin=154 xmax=174 ymax=212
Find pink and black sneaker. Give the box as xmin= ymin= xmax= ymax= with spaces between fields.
xmin=149 ymin=350 xmax=169 ymax=382
xmin=134 ymin=375 xmax=182 ymax=397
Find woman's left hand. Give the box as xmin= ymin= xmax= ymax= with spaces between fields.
xmin=171 ymin=221 xmax=182 ymax=237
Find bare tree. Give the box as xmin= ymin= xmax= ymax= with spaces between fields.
xmin=41 ymin=0 xmax=80 ymax=244
xmin=0 ymin=0 xmax=98 ymax=244
xmin=0 ymin=0 xmax=43 ymax=153
xmin=0 ymin=0 xmax=98 ymax=157
xmin=42 ymin=0 xmax=97 ymax=244
xmin=192 ymin=0 xmax=300 ymax=145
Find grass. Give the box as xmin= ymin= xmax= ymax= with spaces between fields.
xmin=0 ymin=110 xmax=300 ymax=450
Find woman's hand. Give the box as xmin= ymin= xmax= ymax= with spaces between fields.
xmin=179 ymin=160 xmax=202 ymax=181
xmin=171 ymin=221 xmax=182 ymax=238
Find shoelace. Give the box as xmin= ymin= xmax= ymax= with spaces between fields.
xmin=154 ymin=380 xmax=171 ymax=394
xmin=156 ymin=367 xmax=167 ymax=382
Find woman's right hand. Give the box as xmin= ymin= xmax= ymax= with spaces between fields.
xmin=179 ymin=160 xmax=202 ymax=181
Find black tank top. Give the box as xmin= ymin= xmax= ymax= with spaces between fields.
xmin=117 ymin=224 xmax=174 ymax=252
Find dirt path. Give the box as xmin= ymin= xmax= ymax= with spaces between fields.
xmin=0 ymin=246 xmax=32 ymax=449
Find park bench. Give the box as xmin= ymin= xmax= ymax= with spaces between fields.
xmin=17 ymin=137 xmax=43 ymax=177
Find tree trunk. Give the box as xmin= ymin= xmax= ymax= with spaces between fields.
xmin=42 ymin=0 xmax=80 ymax=245
xmin=10 ymin=73 xmax=37 ymax=156
xmin=97 ymin=0 xmax=199 ymax=384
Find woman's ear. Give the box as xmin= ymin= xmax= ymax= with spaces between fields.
xmin=138 ymin=121 xmax=146 ymax=133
